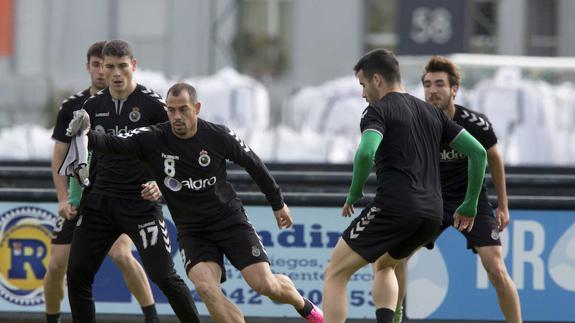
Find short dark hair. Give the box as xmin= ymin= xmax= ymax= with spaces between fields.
xmin=421 ymin=56 xmax=461 ymax=87
xmin=353 ymin=48 xmax=401 ymax=85
xmin=102 ymin=40 xmax=134 ymax=59
xmin=167 ymin=82 xmax=198 ymax=102
xmin=86 ymin=41 xmax=105 ymax=62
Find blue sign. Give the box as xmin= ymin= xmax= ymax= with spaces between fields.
xmin=0 ymin=203 xmax=573 ymax=321
xmin=0 ymin=206 xmax=58 ymax=306
xmin=407 ymin=210 xmax=575 ymax=321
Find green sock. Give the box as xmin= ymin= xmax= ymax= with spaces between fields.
xmin=393 ymin=304 xmax=403 ymax=323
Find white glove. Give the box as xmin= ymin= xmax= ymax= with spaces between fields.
xmin=66 ymin=109 xmax=91 ymax=136
xmin=74 ymin=163 xmax=90 ymax=187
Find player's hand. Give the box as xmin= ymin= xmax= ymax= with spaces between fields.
xmin=273 ymin=204 xmax=293 ymax=229
xmin=58 ymin=201 xmax=77 ymax=220
xmin=342 ymin=203 xmax=355 ymax=217
xmin=496 ymin=205 xmax=510 ymax=231
xmin=66 ymin=109 xmax=91 ymax=136
xmin=453 ymin=212 xmax=475 ymax=232
xmin=141 ymin=181 xmax=162 ymax=201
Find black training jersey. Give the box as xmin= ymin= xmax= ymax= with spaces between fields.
xmin=82 ymin=84 xmax=168 ymax=198
xmin=52 ymin=89 xmax=92 ymax=143
xmin=361 ymin=92 xmax=463 ymax=221
xmin=440 ymin=105 xmax=497 ymax=214
xmin=87 ymin=118 xmax=284 ymax=231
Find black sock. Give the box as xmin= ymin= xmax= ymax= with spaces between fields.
xmin=376 ymin=307 xmax=395 ymax=323
xmin=46 ymin=313 xmax=60 ymax=323
xmin=296 ymin=297 xmax=314 ymax=317
xmin=142 ymin=304 xmax=160 ymax=323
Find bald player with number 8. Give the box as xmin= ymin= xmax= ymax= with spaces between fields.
xmin=66 ymin=82 xmax=324 ymax=323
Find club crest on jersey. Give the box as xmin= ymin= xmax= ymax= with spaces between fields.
xmin=129 ymin=107 xmax=141 ymax=122
xmin=94 ymin=125 xmax=106 ymax=134
xmin=0 ymin=206 xmax=59 ymax=306
xmin=251 ymin=246 xmax=261 ymax=257
xmin=164 ymin=176 xmax=183 ymax=192
xmin=491 ymin=229 xmax=500 ymax=240
xmin=198 ymin=150 xmax=211 ymax=167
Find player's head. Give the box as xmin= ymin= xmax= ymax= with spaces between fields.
xmin=353 ymin=48 xmax=401 ymax=104
xmin=421 ymin=56 xmax=460 ymax=111
xmin=85 ymin=41 xmax=106 ymax=90
xmin=166 ymin=82 xmax=201 ymax=139
xmin=102 ymin=40 xmax=137 ymax=96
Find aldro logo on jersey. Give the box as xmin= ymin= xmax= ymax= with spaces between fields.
xmin=94 ymin=125 xmax=149 ymax=138
xmin=94 ymin=124 xmax=130 ymax=136
xmin=440 ymin=148 xmax=466 ymax=161
xmin=161 ymin=152 xmax=216 ymax=192
xmin=0 ymin=206 xmax=58 ymax=305
xmin=182 ymin=177 xmax=217 ymax=191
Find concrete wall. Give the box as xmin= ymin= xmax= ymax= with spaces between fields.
xmin=9 ymin=0 xmax=362 ymax=85
xmin=496 ymin=0 xmax=527 ymax=55
xmin=1 ymin=0 xmax=364 ymax=126
xmin=291 ymin=0 xmax=362 ymax=86
xmin=558 ymin=0 xmax=575 ymax=56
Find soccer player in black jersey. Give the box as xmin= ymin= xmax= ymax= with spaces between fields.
xmin=321 ymin=49 xmax=488 ymax=323
xmin=66 ymin=82 xmax=324 ymax=323
xmin=393 ymin=56 xmax=522 ymax=323
xmin=65 ymin=41 xmax=199 ymax=323
xmin=46 ymin=41 xmax=159 ymax=323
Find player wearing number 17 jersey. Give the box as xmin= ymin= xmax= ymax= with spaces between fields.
xmin=65 ymin=40 xmax=199 ymax=323
xmin=68 ymin=82 xmax=324 ymax=323
xmin=48 ymin=41 xmax=159 ymax=323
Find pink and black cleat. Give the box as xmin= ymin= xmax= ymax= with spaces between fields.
xmin=303 ymin=299 xmax=324 ymax=323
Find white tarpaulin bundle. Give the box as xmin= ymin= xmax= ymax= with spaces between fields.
xmin=136 ymin=68 xmax=270 ymax=139
xmin=0 ymin=68 xmax=271 ymax=161
xmin=2 ymin=66 xmax=575 ymax=165
xmin=279 ymin=68 xmax=575 ymax=165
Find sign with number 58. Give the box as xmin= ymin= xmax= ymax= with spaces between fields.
xmin=398 ymin=0 xmax=467 ymax=55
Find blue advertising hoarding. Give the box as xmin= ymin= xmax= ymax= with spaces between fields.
xmin=407 ymin=210 xmax=575 ymax=321
xmin=0 ymin=202 xmax=573 ymax=320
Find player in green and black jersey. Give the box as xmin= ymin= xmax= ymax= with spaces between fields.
xmin=322 ymin=49 xmax=487 ymax=323
xmin=393 ymin=56 xmax=522 ymax=323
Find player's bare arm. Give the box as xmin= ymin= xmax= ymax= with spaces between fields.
xmin=51 ymin=140 xmax=78 ymax=220
xmin=487 ymin=144 xmax=510 ymax=231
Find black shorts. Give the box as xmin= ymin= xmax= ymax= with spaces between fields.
xmin=426 ymin=204 xmax=502 ymax=252
xmin=70 ymin=193 xmax=175 ymax=281
xmin=178 ymin=208 xmax=268 ymax=283
xmin=68 ymin=192 xmax=194 ymax=320
xmin=342 ymin=204 xmax=442 ymax=263
xmin=51 ymin=217 xmax=78 ymax=244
